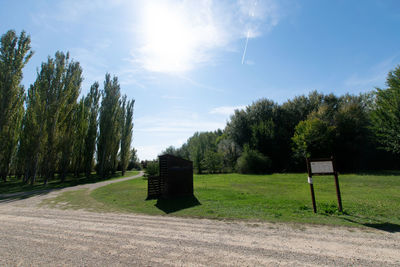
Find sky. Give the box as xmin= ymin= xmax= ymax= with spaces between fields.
xmin=1 ymin=0 xmax=400 ymax=160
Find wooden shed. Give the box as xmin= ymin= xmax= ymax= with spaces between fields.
xmin=147 ymin=154 xmax=193 ymax=199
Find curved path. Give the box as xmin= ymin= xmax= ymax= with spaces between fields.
xmin=0 ymin=171 xmax=144 ymax=206
xmin=1 ymin=171 xmax=399 ymax=266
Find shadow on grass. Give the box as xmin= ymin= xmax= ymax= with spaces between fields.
xmin=342 ymin=215 xmax=400 ymax=233
xmin=155 ymin=195 xmax=201 ymax=214
xmin=363 ymin=223 xmax=400 ymax=233
xmin=356 ymin=170 xmax=400 ymax=176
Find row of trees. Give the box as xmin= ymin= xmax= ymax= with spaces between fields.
xmin=163 ymin=67 xmax=400 ymax=173
xmin=0 ymin=30 xmax=135 ymax=184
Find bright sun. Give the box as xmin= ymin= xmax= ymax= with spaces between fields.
xmin=140 ymin=2 xmax=193 ymax=73
xmin=139 ymin=1 xmax=220 ymax=73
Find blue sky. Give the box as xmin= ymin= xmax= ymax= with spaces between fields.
xmin=1 ymin=0 xmax=400 ymax=160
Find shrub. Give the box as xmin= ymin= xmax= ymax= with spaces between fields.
xmin=236 ymin=146 xmax=271 ymax=174
xmin=145 ymin=161 xmax=159 ymax=176
xmin=202 ymin=150 xmax=224 ymax=173
xmin=127 ymin=161 xmax=141 ymax=171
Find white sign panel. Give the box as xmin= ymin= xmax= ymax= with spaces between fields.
xmin=310 ymin=161 xmax=334 ymax=174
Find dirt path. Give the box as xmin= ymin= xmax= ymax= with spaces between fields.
xmin=0 ymin=172 xmax=399 ymax=266
xmin=0 ymin=171 xmax=144 ymax=207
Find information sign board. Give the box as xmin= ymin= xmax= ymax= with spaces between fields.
xmin=306 ymin=157 xmax=343 ymax=213
xmin=310 ymin=161 xmax=334 ymax=174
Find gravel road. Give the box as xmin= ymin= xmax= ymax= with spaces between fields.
xmin=1 ymin=173 xmax=400 ymax=266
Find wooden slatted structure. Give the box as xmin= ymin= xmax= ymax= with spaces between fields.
xmin=146 ymin=154 xmax=193 ymax=199
xmin=147 ymin=176 xmax=161 ymax=199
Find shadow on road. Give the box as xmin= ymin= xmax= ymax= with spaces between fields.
xmin=0 ymin=189 xmax=57 ymax=204
xmin=155 ymin=195 xmax=201 ymax=214
xmin=0 ymin=172 xmax=143 ymax=204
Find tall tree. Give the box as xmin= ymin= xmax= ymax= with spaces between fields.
xmin=292 ymin=118 xmax=335 ymax=158
xmin=0 ymin=30 xmax=33 ymax=181
xmin=333 ymin=94 xmax=371 ymax=171
xmin=83 ymin=82 xmax=100 ymax=178
xmin=201 ymin=150 xmax=223 ymax=173
xmin=127 ymin=147 xmax=140 ymax=170
xmin=19 ymin=82 xmax=47 ymax=184
xmin=41 ymin=52 xmax=82 ymax=184
xmin=58 ymin=101 xmax=79 ymax=181
xmin=97 ymin=74 xmax=121 ymax=178
xmin=120 ymin=95 xmax=135 ymax=176
xmin=371 ymin=65 xmax=400 ymax=155
xmin=226 ymin=99 xmax=278 ymax=168
xmin=217 ymin=137 xmax=241 ymax=172
xmin=20 ymin=52 xmax=82 ymax=185
xmin=187 ymin=131 xmax=221 ymax=173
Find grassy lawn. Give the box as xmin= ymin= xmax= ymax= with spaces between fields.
xmin=0 ymin=170 xmax=140 ymax=195
xmin=43 ymin=172 xmax=400 ymax=229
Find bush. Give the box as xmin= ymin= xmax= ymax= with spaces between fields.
xmin=145 ymin=161 xmax=159 ymax=176
xmin=127 ymin=161 xmax=141 ymax=171
xmin=202 ymin=150 xmax=224 ymax=173
xmin=236 ymin=147 xmax=271 ymax=174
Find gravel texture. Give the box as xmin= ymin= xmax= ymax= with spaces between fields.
xmin=1 ymin=172 xmax=400 ymax=266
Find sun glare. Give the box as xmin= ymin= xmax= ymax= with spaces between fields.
xmin=138 ymin=1 xmax=224 ymax=73
xmin=136 ymin=1 xmax=264 ymax=73
xmin=140 ymin=3 xmax=195 ymax=73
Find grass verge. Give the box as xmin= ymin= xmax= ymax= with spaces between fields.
xmin=43 ymin=172 xmax=400 ymax=229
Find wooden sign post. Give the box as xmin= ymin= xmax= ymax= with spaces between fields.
xmin=306 ymin=157 xmax=343 ymax=213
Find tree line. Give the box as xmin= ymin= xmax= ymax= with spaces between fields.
xmin=163 ymin=67 xmax=400 ymax=174
xmin=0 ymin=30 xmax=136 ymax=184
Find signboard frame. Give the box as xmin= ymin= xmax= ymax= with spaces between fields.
xmin=309 ymin=160 xmax=334 ymax=175
xmin=306 ymin=157 xmax=343 ymax=213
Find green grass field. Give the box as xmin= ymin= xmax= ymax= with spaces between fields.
xmin=43 ymin=172 xmax=400 ymax=229
xmin=0 ymin=170 xmax=140 ymax=195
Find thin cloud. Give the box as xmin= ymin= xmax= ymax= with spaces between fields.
xmin=344 ymin=55 xmax=400 ymax=89
xmin=135 ymin=145 xmax=162 ymax=161
xmin=31 ymin=0 xmax=282 ymax=79
xmin=177 ymin=75 xmax=225 ymax=93
xmin=245 ymin=60 xmax=255 ymax=65
xmin=136 ymin=115 xmax=225 ymax=133
xmin=133 ymin=0 xmax=281 ymax=73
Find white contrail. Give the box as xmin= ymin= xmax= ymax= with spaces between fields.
xmin=241 ymin=30 xmax=250 ymax=65
xmin=242 ymin=1 xmax=256 ymax=65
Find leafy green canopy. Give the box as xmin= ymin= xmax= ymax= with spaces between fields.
xmin=371 ymin=65 xmax=400 ymax=154
xmin=0 ymin=29 xmax=137 ymax=185
xmin=0 ymin=30 xmax=33 ymax=181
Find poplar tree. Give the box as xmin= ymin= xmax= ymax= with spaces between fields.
xmin=20 ymin=51 xmax=82 ymax=184
xmin=58 ymin=101 xmax=77 ymax=181
xmin=120 ymin=95 xmax=135 ymax=175
xmin=83 ymin=82 xmax=100 ymax=178
xmin=97 ymin=74 xmax=121 ymax=178
xmin=59 ymin=98 xmax=88 ymax=181
xmin=19 ymin=82 xmax=47 ymax=184
xmin=40 ymin=52 xmax=82 ymax=184
xmin=69 ymin=99 xmax=89 ymax=178
xmin=0 ymin=30 xmax=33 ymax=182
